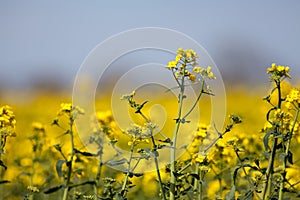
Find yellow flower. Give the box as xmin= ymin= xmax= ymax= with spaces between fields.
xmin=174 ymin=71 xmax=180 ymax=79
xmin=267 ymin=63 xmax=291 ymax=80
xmin=131 ymin=90 xmax=136 ymax=96
xmin=226 ymin=137 xmax=239 ymax=146
xmin=32 ymin=122 xmax=45 ymax=132
xmin=189 ymin=74 xmax=196 ymax=82
xmin=177 ymin=47 xmax=184 ymax=56
xmin=96 ymin=110 xmax=113 ymax=125
xmin=285 ymin=88 xmax=300 ymax=109
xmin=175 ymin=54 xmax=182 ymax=62
xmin=206 ymin=66 xmax=216 ymax=79
xmin=193 ymin=66 xmax=204 ymax=74
xmin=0 ymin=105 xmax=16 ymax=131
xmin=57 ymin=103 xmax=84 ymax=118
xmin=166 ymin=61 xmax=177 ymax=69
xmin=194 ymin=154 xmax=206 ymax=164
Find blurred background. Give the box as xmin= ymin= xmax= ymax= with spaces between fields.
xmin=1 ymin=0 xmax=300 ymax=97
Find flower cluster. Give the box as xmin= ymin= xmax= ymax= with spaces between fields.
xmin=96 ymin=110 xmax=114 ymax=126
xmin=285 ymin=88 xmax=300 ymax=109
xmin=126 ymin=124 xmax=150 ymax=146
xmin=166 ymin=48 xmax=216 ymax=82
xmin=0 ymin=105 xmax=16 ymax=139
xmin=263 ymin=109 xmax=296 ymax=134
xmin=0 ymin=105 xmax=16 ymax=129
xmin=57 ymin=103 xmax=84 ymax=119
xmin=32 ymin=121 xmax=45 ymax=133
xmin=189 ymin=123 xmax=208 ymax=155
xmin=267 ymin=63 xmax=291 ymax=81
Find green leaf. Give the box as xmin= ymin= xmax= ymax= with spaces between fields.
xmin=225 ymin=185 xmax=236 ymax=200
xmin=133 ymin=173 xmax=143 ymax=177
xmin=56 ymin=160 xmax=66 ymax=177
xmin=189 ymin=173 xmax=200 ymax=180
xmin=0 ymin=160 xmax=7 ymax=170
xmin=242 ymin=164 xmax=258 ymax=170
xmin=287 ymin=151 xmax=293 ymax=164
xmin=158 ymin=138 xmax=172 ymax=144
xmin=51 ymin=119 xmax=59 ymax=126
xmin=43 ymin=185 xmax=63 ymax=194
xmin=106 ymin=158 xmax=128 ymax=166
xmin=254 ymin=159 xmax=260 ymax=168
xmin=233 ymin=167 xmax=241 ymax=185
xmin=74 ymin=148 xmax=96 ymax=157
xmin=0 ymin=180 xmax=10 ymax=185
xmin=263 ymin=132 xmax=272 ymax=151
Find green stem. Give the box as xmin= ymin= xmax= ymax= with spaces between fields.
xmin=178 ymin=162 xmax=191 ymax=174
xmin=94 ymin=149 xmax=103 ymax=196
xmin=121 ymin=142 xmax=134 ymax=198
xmin=138 ymin=111 xmax=167 ymax=200
xmin=193 ymin=163 xmax=201 ymax=200
xmin=28 ymin=153 xmax=36 ymax=200
xmin=219 ymin=153 xmax=223 ymax=196
xmin=279 ymin=108 xmax=299 ymax=200
xmin=182 ymin=79 xmax=205 ymax=120
xmin=262 ymin=80 xmax=282 ymax=199
xmin=170 ymin=74 xmax=185 ymax=200
xmin=234 ymin=149 xmax=259 ymax=199
xmin=62 ymin=118 xmax=74 ymax=200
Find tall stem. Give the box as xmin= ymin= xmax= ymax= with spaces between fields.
xmin=62 ymin=118 xmax=74 ymax=200
xmin=193 ymin=163 xmax=202 ymax=200
xmin=170 ymin=75 xmax=185 ymax=200
xmin=121 ymin=142 xmax=134 ymax=198
xmin=262 ymin=80 xmax=281 ymax=199
xmin=138 ymin=112 xmax=167 ymax=200
xmin=94 ymin=148 xmax=103 ymax=196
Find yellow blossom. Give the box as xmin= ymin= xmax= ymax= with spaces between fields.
xmin=206 ymin=66 xmax=216 ymax=79
xmin=166 ymin=61 xmax=177 ymax=69
xmin=174 ymin=71 xmax=180 ymax=79
xmin=193 ymin=66 xmax=204 ymax=74
xmin=188 ymin=74 xmax=196 ymax=82
xmin=57 ymin=103 xmax=84 ymax=118
xmin=0 ymin=105 xmax=16 ymax=129
xmin=32 ymin=122 xmax=45 ymax=132
xmin=175 ymin=54 xmax=182 ymax=62
xmin=285 ymin=88 xmax=300 ymax=109
xmin=267 ymin=63 xmax=291 ymax=80
xmin=194 ymin=154 xmax=206 ymax=164
xmin=96 ymin=110 xmax=113 ymax=125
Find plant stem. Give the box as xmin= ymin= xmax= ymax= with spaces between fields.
xmin=138 ymin=111 xmax=167 ymax=200
xmin=94 ymin=148 xmax=103 ymax=196
xmin=170 ymin=74 xmax=185 ymax=200
xmin=234 ymin=149 xmax=259 ymax=199
xmin=262 ymin=80 xmax=282 ymax=199
xmin=219 ymin=154 xmax=223 ymax=197
xmin=193 ymin=163 xmax=202 ymax=200
xmin=62 ymin=118 xmax=74 ymax=200
xmin=182 ymin=79 xmax=205 ymax=120
xmin=29 ymin=153 xmax=36 ymax=200
xmin=121 ymin=142 xmax=134 ymax=198
xmin=279 ymin=108 xmax=299 ymax=200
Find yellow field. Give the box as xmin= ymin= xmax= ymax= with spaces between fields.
xmin=0 ymin=53 xmax=299 ymax=199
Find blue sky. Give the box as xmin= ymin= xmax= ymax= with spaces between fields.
xmin=1 ymin=0 xmax=300 ymax=89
